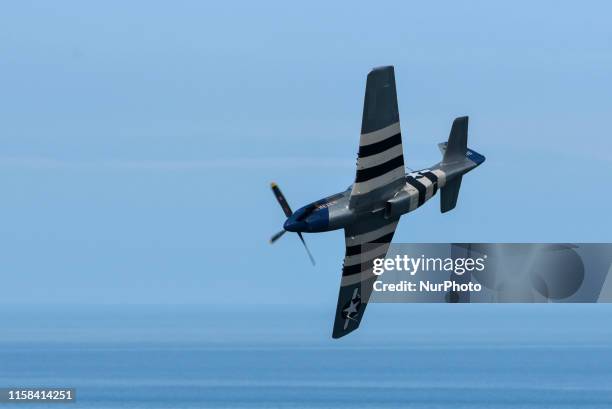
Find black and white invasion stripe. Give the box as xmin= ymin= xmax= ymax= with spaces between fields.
xmin=351 ymin=122 xmax=405 ymax=196
xmin=341 ymin=221 xmax=398 ymax=287
xmin=405 ymin=169 xmax=446 ymax=208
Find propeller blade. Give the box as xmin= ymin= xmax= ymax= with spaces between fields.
xmin=297 ymin=232 xmax=316 ymax=266
xmin=270 ymin=182 xmax=314 ymax=265
xmin=271 ymin=182 xmax=293 ymax=218
xmin=269 ymin=230 xmax=286 ymax=244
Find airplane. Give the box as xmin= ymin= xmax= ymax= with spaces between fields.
xmin=269 ymin=66 xmax=485 ymax=338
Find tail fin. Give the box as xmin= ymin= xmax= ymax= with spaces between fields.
xmin=440 ymin=116 xmax=468 ymax=213
xmin=442 ymin=116 xmax=468 ymax=164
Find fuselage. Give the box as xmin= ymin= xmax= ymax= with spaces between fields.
xmin=283 ymin=148 xmax=485 ymax=234
xmin=283 ymin=169 xmax=435 ymax=233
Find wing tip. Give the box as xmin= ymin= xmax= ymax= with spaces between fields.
xmin=332 ymin=325 xmax=359 ymax=339
xmin=370 ymin=65 xmax=394 ymax=74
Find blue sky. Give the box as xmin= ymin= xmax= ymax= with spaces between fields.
xmin=1 ymin=0 xmax=611 ymax=309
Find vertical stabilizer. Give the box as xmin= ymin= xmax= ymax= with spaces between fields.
xmin=440 ymin=116 xmax=470 ymax=213
xmin=443 ymin=116 xmax=468 ymax=164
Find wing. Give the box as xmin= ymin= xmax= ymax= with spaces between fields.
xmin=332 ymin=213 xmax=400 ymax=338
xmin=349 ymin=66 xmax=406 ymax=210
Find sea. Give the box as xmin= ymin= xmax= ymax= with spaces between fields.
xmin=0 ymin=304 xmax=611 ymax=408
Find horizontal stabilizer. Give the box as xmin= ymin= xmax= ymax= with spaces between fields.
xmin=438 ymin=142 xmax=447 ymax=155
xmin=441 ymin=175 xmax=462 ymax=213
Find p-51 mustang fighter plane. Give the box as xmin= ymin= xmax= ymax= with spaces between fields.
xmin=270 ymin=66 xmax=485 ymax=338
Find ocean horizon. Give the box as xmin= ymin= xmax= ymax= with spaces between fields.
xmin=0 ymin=304 xmax=610 ymax=408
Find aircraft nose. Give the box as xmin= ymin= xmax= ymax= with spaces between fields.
xmin=304 ymin=210 xmax=328 ymax=232
xmin=284 ymin=219 xmax=307 ymax=232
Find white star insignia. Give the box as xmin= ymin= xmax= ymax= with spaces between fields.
xmin=344 ymin=300 xmax=359 ymax=316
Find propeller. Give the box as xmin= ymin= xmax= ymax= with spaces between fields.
xmin=269 ymin=229 xmax=286 ymax=244
xmin=270 ymin=182 xmax=316 ymax=265
xmin=296 ymin=232 xmax=316 ymax=265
